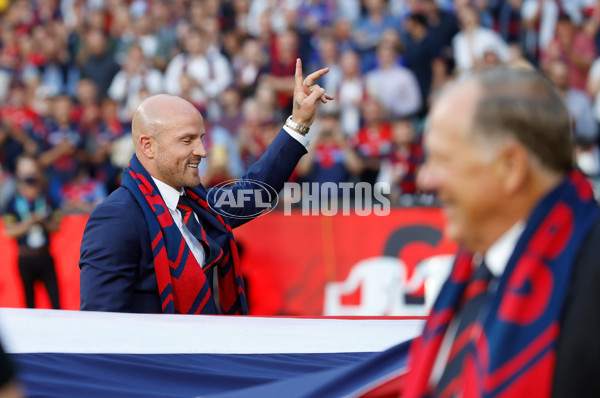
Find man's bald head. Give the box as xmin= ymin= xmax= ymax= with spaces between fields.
xmin=132 ymin=94 xmax=202 ymax=152
xmin=131 ymin=94 xmax=208 ymax=190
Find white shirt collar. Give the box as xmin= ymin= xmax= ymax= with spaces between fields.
xmin=484 ymin=221 xmax=526 ymax=277
xmin=151 ymin=177 xmax=184 ymax=212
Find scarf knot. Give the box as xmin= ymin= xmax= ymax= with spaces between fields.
xmin=121 ymin=155 xmax=248 ymax=315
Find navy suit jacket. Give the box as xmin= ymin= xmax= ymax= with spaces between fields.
xmin=79 ymin=129 xmax=307 ymax=313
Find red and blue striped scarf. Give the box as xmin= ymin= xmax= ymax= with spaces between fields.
xmin=404 ymin=171 xmax=599 ymax=397
xmin=121 ymin=155 xmax=248 ymax=315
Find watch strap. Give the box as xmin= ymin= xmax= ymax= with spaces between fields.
xmin=285 ymin=116 xmax=310 ymax=135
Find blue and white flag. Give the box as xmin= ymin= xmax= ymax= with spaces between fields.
xmin=0 ymin=309 xmax=423 ymax=397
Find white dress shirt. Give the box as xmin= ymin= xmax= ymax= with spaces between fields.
xmin=429 ymin=221 xmax=526 ymax=387
xmin=152 ymin=177 xmax=206 ymax=268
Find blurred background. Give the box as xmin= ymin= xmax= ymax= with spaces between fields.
xmin=1 ymin=0 xmax=600 ymax=316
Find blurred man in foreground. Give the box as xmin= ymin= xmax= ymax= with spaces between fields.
xmin=405 ymin=68 xmax=600 ymax=397
xmin=79 ymin=60 xmax=332 ymax=314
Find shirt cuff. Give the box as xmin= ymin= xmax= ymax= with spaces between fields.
xmin=283 ymin=125 xmax=310 ymax=149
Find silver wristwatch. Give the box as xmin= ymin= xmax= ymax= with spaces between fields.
xmin=285 ymin=116 xmax=310 ymax=135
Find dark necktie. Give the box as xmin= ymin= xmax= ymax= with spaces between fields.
xmin=178 ymin=194 xmax=221 ymax=311
xmin=177 ymin=194 xmax=209 ymax=255
xmin=435 ymin=261 xmax=495 ymax=398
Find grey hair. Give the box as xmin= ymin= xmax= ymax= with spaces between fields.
xmin=465 ymin=67 xmax=573 ymax=174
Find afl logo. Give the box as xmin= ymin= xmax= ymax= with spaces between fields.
xmin=207 ymin=179 xmax=279 ymax=220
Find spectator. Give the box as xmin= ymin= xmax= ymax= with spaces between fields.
xmin=2 ymin=155 xmax=61 ymax=309
xmin=521 ymin=0 xmax=583 ymax=61
xmin=198 ymin=122 xmax=245 ymax=185
xmin=297 ymin=112 xmax=363 ymax=197
xmin=352 ymin=98 xmax=393 ymax=186
xmin=489 ymin=0 xmax=523 ymax=44
xmin=587 ymin=52 xmax=600 ymax=125
xmin=228 ymin=0 xmax=252 ymax=36
xmin=73 ymin=78 xmax=100 ymax=131
xmin=506 ymin=43 xmax=536 ymax=70
xmin=0 ymin=162 xmax=16 ymax=214
xmin=332 ymin=17 xmax=355 ymax=54
xmin=542 ymin=13 xmax=596 ymax=92
xmin=38 ymin=95 xmax=86 ymax=205
xmin=414 ymin=0 xmax=459 ymax=60
xmin=86 ymin=98 xmax=126 ymax=193
xmin=262 ymin=30 xmax=299 ymax=114
xmin=80 ymin=29 xmax=121 ymax=99
xmin=60 ymin=166 xmax=107 ymax=214
xmin=255 ymin=80 xmax=285 ymax=126
xmin=453 ymin=5 xmax=510 ymax=76
xmin=366 ymin=42 xmax=422 ymax=118
xmin=0 ymin=84 xmax=44 ymax=174
xmin=312 ymin=35 xmax=342 ymax=94
xmin=21 ymin=25 xmax=77 ymax=99
xmin=4 ymin=0 xmax=599 ymax=216
xmin=164 ymin=28 xmax=232 ymax=119
xmin=216 ymin=87 xmax=244 ymax=137
xmin=547 ymin=59 xmax=599 ymax=145
xmin=297 ymin=0 xmax=339 ymax=35
xmin=108 ymin=44 xmax=163 ymax=124
xmin=247 ymin=0 xmax=299 ymax=37
xmin=149 ymin=0 xmax=178 ymax=66
xmin=378 ymin=118 xmax=424 ymax=206
xmin=130 ymin=14 xmax=169 ymax=72
xmin=0 ymin=25 xmax=18 ymax=104
xmin=480 ymin=48 xmax=505 ymax=69
xmin=337 ymin=50 xmax=366 ymax=137
xmin=353 ymin=0 xmax=398 ymax=70
xmin=404 ymin=13 xmax=439 ymax=113
xmin=238 ymin=98 xmax=278 ymax=171
xmin=234 ymin=38 xmax=267 ymax=98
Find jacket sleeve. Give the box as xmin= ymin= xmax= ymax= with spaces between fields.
xmin=79 ymin=202 xmax=143 ymax=312
xmin=209 ymin=128 xmax=307 ymax=228
xmin=552 ymin=218 xmax=600 ymax=397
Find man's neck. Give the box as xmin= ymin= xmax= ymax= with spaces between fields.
xmin=473 ymin=170 xmax=564 ymax=254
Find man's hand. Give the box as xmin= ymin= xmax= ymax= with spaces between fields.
xmin=291 ymin=59 xmax=334 ymax=127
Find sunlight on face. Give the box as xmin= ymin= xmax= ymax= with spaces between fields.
xmin=418 ymin=84 xmax=504 ymax=252
xmin=153 ymin=111 xmax=207 ymax=190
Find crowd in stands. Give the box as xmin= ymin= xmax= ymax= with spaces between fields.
xmin=2 ymin=0 xmax=600 ymax=213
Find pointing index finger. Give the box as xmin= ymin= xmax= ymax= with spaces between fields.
xmin=303 ymin=68 xmax=330 ymax=87
xmin=295 ymin=58 xmax=304 ymax=88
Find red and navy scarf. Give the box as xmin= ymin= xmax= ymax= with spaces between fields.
xmin=121 ymin=155 xmax=248 ymax=315
xmin=404 ymin=171 xmax=599 ymax=397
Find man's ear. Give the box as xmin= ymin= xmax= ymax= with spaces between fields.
xmin=498 ymin=141 xmax=529 ymax=195
xmin=139 ymin=135 xmax=155 ymax=159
